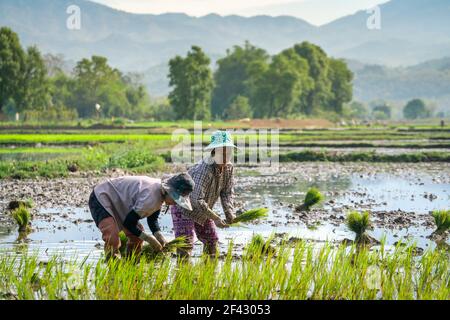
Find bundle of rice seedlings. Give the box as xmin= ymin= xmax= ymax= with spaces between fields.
xmin=163 ymin=236 xmax=191 ymax=252
xmin=118 ymin=231 xmax=128 ymax=255
xmin=245 ymin=234 xmax=277 ymax=256
xmin=231 ymin=208 xmax=269 ymax=226
xmin=11 ymin=205 xmax=31 ymax=232
xmin=431 ymin=210 xmax=450 ymax=234
xmin=142 ymin=236 xmax=191 ymax=258
xmin=295 ymin=188 xmax=324 ymax=211
xmin=346 ymin=211 xmax=371 ymax=243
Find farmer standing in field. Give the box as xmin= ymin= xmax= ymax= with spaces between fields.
xmin=88 ymin=173 xmax=195 ymax=259
xmin=171 ymin=130 xmax=237 ymax=258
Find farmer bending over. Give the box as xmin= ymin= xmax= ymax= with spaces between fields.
xmin=171 ymin=130 xmax=237 ymax=258
xmin=89 ymin=173 xmax=195 ymax=259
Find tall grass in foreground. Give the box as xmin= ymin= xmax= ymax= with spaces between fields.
xmin=0 ymin=241 xmax=448 ymax=300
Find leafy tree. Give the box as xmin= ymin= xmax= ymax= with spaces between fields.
xmin=328 ymin=58 xmax=353 ymax=113
xmin=292 ymin=42 xmax=332 ymax=115
xmin=146 ymin=98 xmax=175 ymax=121
xmin=73 ymin=55 xmax=126 ymax=118
xmin=253 ymin=51 xmax=310 ymax=118
xmin=403 ymin=99 xmax=429 ymax=119
xmin=0 ymin=27 xmax=26 ymax=111
xmin=49 ymin=72 xmax=76 ymax=110
xmin=43 ymin=53 xmax=69 ymax=77
xmin=168 ymin=46 xmax=213 ymax=120
xmin=372 ymin=104 xmax=391 ymax=119
xmin=212 ymin=41 xmax=269 ymax=118
xmin=223 ymin=95 xmax=252 ymax=120
xmin=343 ymin=101 xmax=369 ymax=120
xmin=15 ymin=46 xmax=51 ymax=112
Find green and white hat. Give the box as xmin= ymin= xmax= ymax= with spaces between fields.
xmin=205 ymin=130 xmax=237 ymax=151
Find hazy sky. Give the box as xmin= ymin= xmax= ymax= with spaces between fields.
xmin=90 ymin=0 xmax=390 ymax=26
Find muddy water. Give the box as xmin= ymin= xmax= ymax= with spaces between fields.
xmin=0 ymin=162 xmax=449 ymax=260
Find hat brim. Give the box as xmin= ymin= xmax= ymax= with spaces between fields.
xmin=162 ymin=181 xmax=193 ymax=211
xmin=204 ymin=142 xmax=238 ymax=151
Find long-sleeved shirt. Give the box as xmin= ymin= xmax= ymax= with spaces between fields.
xmin=94 ymin=176 xmax=164 ymax=232
xmin=178 ymin=157 xmax=235 ymax=225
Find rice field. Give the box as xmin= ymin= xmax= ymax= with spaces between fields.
xmin=0 ymin=122 xmax=449 ymax=301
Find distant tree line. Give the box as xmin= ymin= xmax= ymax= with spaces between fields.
xmin=168 ymin=42 xmax=354 ymax=120
xmin=0 ymin=27 xmax=440 ymax=122
xmin=0 ymin=27 xmax=157 ymax=122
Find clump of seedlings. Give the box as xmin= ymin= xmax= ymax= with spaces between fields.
xmin=164 ymin=236 xmax=191 ymax=252
xmin=142 ymin=236 xmax=191 ymax=258
xmin=345 ymin=211 xmax=372 ymax=245
xmin=245 ymin=234 xmax=277 ymax=257
xmin=11 ymin=205 xmax=32 ymax=232
xmin=295 ymin=187 xmax=324 ymax=212
xmin=431 ymin=210 xmax=450 ymax=235
xmin=231 ymin=208 xmax=269 ymax=226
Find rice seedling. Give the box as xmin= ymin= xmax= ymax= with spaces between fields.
xmin=346 ymin=211 xmax=371 ymax=244
xmin=231 ymin=208 xmax=269 ymax=226
xmin=164 ymin=236 xmax=191 ymax=252
xmin=118 ymin=231 xmax=128 ymax=255
xmin=296 ymin=187 xmax=324 ymax=211
xmin=1 ymin=240 xmax=448 ymax=300
xmin=431 ymin=210 xmax=450 ymax=234
xmin=11 ymin=205 xmax=32 ymax=232
xmin=245 ymin=234 xmax=277 ymax=256
xmin=141 ymin=236 xmax=191 ymax=258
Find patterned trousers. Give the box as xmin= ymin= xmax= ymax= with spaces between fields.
xmin=171 ymin=205 xmax=219 ymax=256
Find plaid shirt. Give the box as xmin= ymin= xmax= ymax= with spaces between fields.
xmin=179 ymin=157 xmax=235 ymax=225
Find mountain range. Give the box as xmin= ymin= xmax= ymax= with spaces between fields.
xmin=1 ymin=0 xmax=450 ymax=106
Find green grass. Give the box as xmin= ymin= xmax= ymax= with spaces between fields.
xmin=431 ymin=210 xmax=450 ymax=234
xmin=279 ymin=150 xmax=450 ymax=162
xmin=0 ymin=147 xmax=79 ymax=154
xmin=346 ymin=211 xmax=371 ymax=243
xmin=0 ymin=240 xmax=448 ymax=300
xmin=0 ymin=143 xmax=167 ymax=179
xmin=0 ymin=134 xmax=173 ymax=145
xmin=0 ymin=124 xmax=449 ymax=180
xmin=1 ymin=128 xmax=449 ymax=146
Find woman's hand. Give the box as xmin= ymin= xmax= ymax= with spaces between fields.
xmin=140 ymin=233 xmax=163 ymax=252
xmin=225 ymin=213 xmax=236 ymax=225
xmin=153 ymin=231 xmax=168 ymax=248
xmin=213 ymin=218 xmax=229 ymax=229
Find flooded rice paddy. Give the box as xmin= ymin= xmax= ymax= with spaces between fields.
xmin=0 ymin=162 xmax=449 ymax=261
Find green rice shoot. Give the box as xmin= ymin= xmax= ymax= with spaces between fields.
xmin=431 ymin=210 xmax=450 ymax=233
xmin=118 ymin=231 xmax=128 ymax=255
xmin=11 ymin=205 xmax=31 ymax=232
xmin=163 ymin=236 xmax=191 ymax=252
xmin=346 ymin=211 xmax=371 ymax=242
xmin=245 ymin=234 xmax=276 ymax=256
xmin=303 ymin=187 xmax=324 ymax=210
xmin=142 ymin=236 xmax=191 ymax=258
xmin=231 ymin=208 xmax=269 ymax=226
